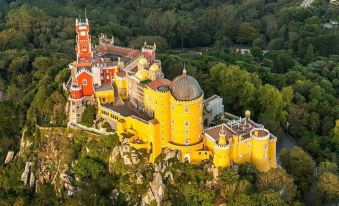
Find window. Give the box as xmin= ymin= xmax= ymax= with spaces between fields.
xmin=171 ymin=105 xmax=174 ymax=111
xmin=239 ymin=155 xmax=243 ymax=160
xmin=248 ymin=143 xmax=251 ymax=148
xmin=185 ymin=129 xmax=189 ymax=134
xmin=80 ymin=31 xmax=86 ymax=36
xmin=185 ymin=107 xmax=189 ymax=113
xmin=106 ymin=76 xmax=110 ymax=80
xmin=185 ymin=120 xmax=189 ymax=127
xmin=185 ymin=138 xmax=189 ymax=145
xmin=171 ymin=119 xmax=174 ymax=124
xmin=83 ymin=79 xmax=87 ymax=85
xmin=264 ymin=144 xmax=268 ymax=151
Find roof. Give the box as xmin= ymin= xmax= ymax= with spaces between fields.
xmin=103 ymin=102 xmax=152 ymax=122
xmin=146 ymin=78 xmax=171 ymax=90
xmin=116 ymin=71 xmax=127 ymax=77
xmin=135 ymin=69 xmax=149 ymax=81
xmin=95 ymin=44 xmax=141 ymax=58
xmin=169 ymin=72 xmax=202 ymax=101
xmin=205 ymin=124 xmax=235 ymax=141
xmin=94 ymin=84 xmax=113 ymax=92
xmin=149 ymin=63 xmax=160 ymax=72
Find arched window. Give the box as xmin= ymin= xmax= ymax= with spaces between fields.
xmin=185 ymin=107 xmax=189 ymax=113
xmin=185 ymin=138 xmax=189 ymax=145
xmin=185 ymin=120 xmax=189 ymax=127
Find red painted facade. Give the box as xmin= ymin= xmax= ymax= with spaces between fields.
xmin=100 ymin=67 xmax=116 ymax=84
xmin=71 ymin=87 xmax=83 ymax=99
xmin=77 ymin=72 xmax=94 ymax=96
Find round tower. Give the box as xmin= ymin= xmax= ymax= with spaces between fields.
xmin=251 ymin=128 xmax=270 ymax=171
xmin=169 ymin=68 xmax=203 ymax=146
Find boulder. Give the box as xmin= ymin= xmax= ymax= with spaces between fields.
xmin=164 ymin=171 xmax=174 ymax=184
xmin=131 ymin=154 xmax=140 ymax=165
xmin=164 ymin=150 xmax=177 ymax=161
xmin=123 ymin=156 xmax=132 ymax=165
xmin=136 ymin=172 xmax=143 ymax=185
xmin=110 ymin=146 xmax=121 ymax=162
xmin=29 ymin=172 xmax=35 ymax=188
xmin=142 ymin=172 xmax=164 ymax=206
xmin=21 ymin=162 xmax=31 ymax=185
xmin=4 ymin=151 xmax=14 ymax=164
xmin=111 ymin=189 xmax=120 ymax=201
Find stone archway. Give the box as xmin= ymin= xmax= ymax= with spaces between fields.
xmin=184 ymin=154 xmax=190 ymax=163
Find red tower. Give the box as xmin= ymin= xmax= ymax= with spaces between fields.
xmin=75 ymin=18 xmax=93 ymax=60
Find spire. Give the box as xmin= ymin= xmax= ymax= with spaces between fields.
xmin=220 ymin=124 xmax=226 ymax=135
xmin=154 ymin=42 xmax=156 ymax=49
xmin=183 ymin=63 xmax=187 ymax=76
xmin=85 ymin=8 xmax=88 ymax=21
xmin=144 ymin=41 xmax=147 ymax=46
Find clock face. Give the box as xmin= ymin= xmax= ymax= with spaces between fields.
xmin=80 ymin=31 xmax=86 ymax=36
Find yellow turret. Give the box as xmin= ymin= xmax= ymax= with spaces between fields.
xmin=218 ymin=125 xmax=227 ymax=145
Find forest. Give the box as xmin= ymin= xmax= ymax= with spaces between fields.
xmin=0 ymin=0 xmax=338 ymax=205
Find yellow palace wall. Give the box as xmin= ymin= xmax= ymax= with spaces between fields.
xmin=205 ymin=131 xmax=276 ymax=171
xmin=143 ymin=87 xmax=171 ymax=145
xmin=169 ymin=95 xmax=204 ymax=146
xmin=95 ymin=89 xmax=115 ymax=104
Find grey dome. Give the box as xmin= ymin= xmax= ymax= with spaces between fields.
xmin=169 ymin=74 xmax=202 ymax=101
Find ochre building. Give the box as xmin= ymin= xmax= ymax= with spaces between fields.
xmin=66 ymin=18 xmax=277 ymax=171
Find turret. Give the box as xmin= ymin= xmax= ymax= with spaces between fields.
xmin=142 ymin=41 xmax=156 ymax=65
xmin=218 ymin=125 xmax=227 ymax=146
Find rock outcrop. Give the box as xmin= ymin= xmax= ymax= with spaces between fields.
xmin=4 ymin=151 xmax=14 ymax=164
xmin=142 ymin=172 xmax=164 ymax=206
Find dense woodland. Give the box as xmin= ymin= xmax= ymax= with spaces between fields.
xmin=0 ymin=0 xmax=338 ymax=205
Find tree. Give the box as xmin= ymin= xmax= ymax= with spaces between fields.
xmin=128 ymin=36 xmax=168 ymax=52
xmin=204 ymin=63 xmax=261 ymax=113
xmin=81 ymin=105 xmax=96 ymax=127
xmin=145 ymin=10 xmax=176 ymax=49
xmin=176 ymin=14 xmax=193 ymax=50
xmin=303 ymin=44 xmax=315 ymax=65
xmin=256 ymin=168 xmax=297 ymax=204
xmin=257 ymin=190 xmax=286 ymax=206
xmin=236 ymin=22 xmax=259 ymax=44
xmin=311 ymin=172 xmax=339 ymax=205
xmin=73 ymin=156 xmax=105 ymax=180
xmin=280 ymin=147 xmax=314 ymax=190
xmin=250 ymin=46 xmax=263 ymax=61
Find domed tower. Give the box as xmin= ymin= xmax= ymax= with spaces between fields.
xmin=169 ymin=68 xmax=204 ymax=146
xmin=149 ymin=63 xmax=161 ymax=81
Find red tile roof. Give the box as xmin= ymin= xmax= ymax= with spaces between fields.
xmin=116 ymin=71 xmax=127 ymax=77
xmin=146 ymin=78 xmax=171 ymax=90
xmin=95 ymin=44 xmax=141 ymax=58
xmin=205 ymin=124 xmax=235 ymax=141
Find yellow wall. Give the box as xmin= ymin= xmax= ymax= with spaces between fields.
xmin=269 ymin=138 xmax=277 ymax=169
xmin=251 ymin=132 xmax=270 ymax=171
xmin=144 ymin=87 xmax=171 ymax=146
xmin=170 ymin=95 xmax=203 ymax=146
xmin=205 ymin=130 xmax=276 ymax=171
xmin=115 ymin=78 xmax=128 ymax=100
xmin=95 ymin=89 xmax=115 ymax=104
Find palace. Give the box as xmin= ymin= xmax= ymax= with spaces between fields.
xmin=66 ymin=18 xmax=277 ymax=171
